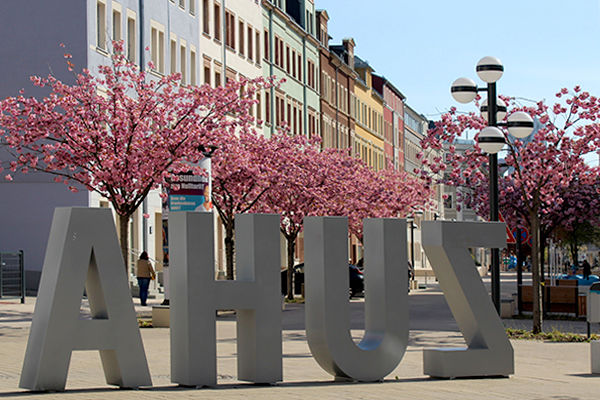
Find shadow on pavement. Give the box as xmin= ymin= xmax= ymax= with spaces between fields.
xmin=278 ymin=293 xmax=459 ymax=333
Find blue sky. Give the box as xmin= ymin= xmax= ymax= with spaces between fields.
xmin=316 ymin=0 xmax=600 ymax=121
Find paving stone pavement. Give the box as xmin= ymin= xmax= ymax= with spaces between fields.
xmin=0 ymin=284 xmax=598 ymax=399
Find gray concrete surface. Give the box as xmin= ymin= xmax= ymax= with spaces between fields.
xmin=0 ymin=272 xmax=598 ymax=399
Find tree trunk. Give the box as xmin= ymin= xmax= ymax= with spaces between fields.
xmin=118 ymin=214 xmax=130 ymax=274
xmin=531 ymin=212 xmax=543 ymax=334
xmin=570 ymin=242 xmax=579 ymax=269
xmin=225 ymin=220 xmax=235 ymax=280
xmin=286 ymin=233 xmax=297 ymax=301
xmin=540 ymin=233 xmax=546 ymax=282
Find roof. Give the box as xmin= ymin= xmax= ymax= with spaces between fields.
xmin=372 ymin=74 xmax=406 ymax=101
xmin=353 ymin=55 xmax=374 ymax=71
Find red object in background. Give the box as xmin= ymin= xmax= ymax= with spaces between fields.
xmin=499 ymin=213 xmax=516 ymax=244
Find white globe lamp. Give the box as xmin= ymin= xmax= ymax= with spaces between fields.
xmin=478 ymin=126 xmax=505 ymax=154
xmin=480 ymin=97 xmax=507 ymax=121
xmin=450 ymin=77 xmax=477 ymax=104
xmin=507 ymin=111 xmax=535 ymax=139
xmin=476 ymin=56 xmax=504 ymax=83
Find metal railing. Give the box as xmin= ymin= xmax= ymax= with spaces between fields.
xmin=0 ymin=251 xmax=25 ymax=303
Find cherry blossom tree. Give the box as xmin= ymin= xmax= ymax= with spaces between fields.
xmin=210 ymin=128 xmax=301 ymax=281
xmin=255 ymin=135 xmax=333 ymax=299
xmin=421 ymin=87 xmax=600 ymax=333
xmin=257 ymin=140 xmax=432 ymax=299
xmin=343 ymin=162 xmax=434 ymax=242
xmin=0 ymin=41 xmax=268 ymax=266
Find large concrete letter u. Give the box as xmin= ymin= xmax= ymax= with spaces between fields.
xmin=304 ymin=217 xmax=408 ymax=382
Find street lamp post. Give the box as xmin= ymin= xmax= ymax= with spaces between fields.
xmin=407 ymin=210 xmax=423 ymax=289
xmin=450 ymin=56 xmax=534 ymax=314
xmin=408 ymin=218 xmax=415 ymax=270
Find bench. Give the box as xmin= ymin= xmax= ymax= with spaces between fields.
xmin=544 ymin=278 xmax=578 ymax=287
xmin=520 ymin=284 xmax=580 ymax=317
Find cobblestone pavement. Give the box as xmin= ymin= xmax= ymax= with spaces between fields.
xmin=0 ymin=274 xmax=598 ymax=399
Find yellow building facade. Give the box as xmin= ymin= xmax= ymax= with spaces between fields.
xmin=351 ymin=57 xmax=385 ymax=171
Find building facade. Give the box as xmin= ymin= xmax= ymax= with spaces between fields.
xmin=0 ymin=0 xmax=201 ymax=290
xmin=198 ymin=0 xmax=263 ymax=88
xmin=261 ymin=0 xmax=320 ymax=139
xmin=372 ymin=75 xmax=405 ymax=170
xmin=352 ymin=56 xmax=385 ymax=171
xmin=404 ymin=105 xmax=444 ymax=272
xmin=316 ymin=11 xmax=356 ymax=150
xmin=0 ymin=0 xmax=441 ymax=288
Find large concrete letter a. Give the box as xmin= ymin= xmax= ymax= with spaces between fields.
xmin=304 ymin=217 xmax=408 ymax=382
xmin=169 ymin=212 xmax=282 ymax=387
xmin=20 ymin=208 xmax=152 ymax=391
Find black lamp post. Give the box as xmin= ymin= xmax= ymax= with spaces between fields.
xmin=451 ymin=57 xmax=534 ymax=314
xmin=408 ymin=218 xmax=415 ymax=271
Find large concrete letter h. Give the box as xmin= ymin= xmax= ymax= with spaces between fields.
xmin=169 ymin=212 xmax=282 ymax=387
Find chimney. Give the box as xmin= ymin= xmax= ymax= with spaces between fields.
xmin=342 ymin=38 xmax=355 ymax=69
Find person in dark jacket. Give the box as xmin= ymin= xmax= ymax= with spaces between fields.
xmin=582 ymin=259 xmax=592 ymax=280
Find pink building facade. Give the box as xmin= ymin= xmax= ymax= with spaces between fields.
xmin=372 ymin=75 xmax=406 ymax=170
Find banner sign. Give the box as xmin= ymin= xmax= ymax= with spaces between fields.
xmin=167 ymin=158 xmax=212 ymax=213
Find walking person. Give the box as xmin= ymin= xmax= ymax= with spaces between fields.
xmin=136 ymin=251 xmax=155 ymax=306
xmin=582 ymin=259 xmax=592 ymax=280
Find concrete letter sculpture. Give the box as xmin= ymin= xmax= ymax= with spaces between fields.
xmin=304 ymin=217 xmax=408 ymax=381
xmin=421 ymin=221 xmax=513 ymax=378
xmin=20 ymin=208 xmax=152 ymax=391
xmin=169 ymin=212 xmax=282 ymax=386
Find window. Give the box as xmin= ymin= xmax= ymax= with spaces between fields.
xmin=444 ymin=194 xmax=453 ymax=209
xmin=190 ymin=0 xmax=195 ymax=15
xmin=247 ymin=26 xmax=253 ymax=61
xmin=238 ymin=20 xmax=244 ymax=56
xmin=225 ymin=69 xmax=235 ymax=85
xmin=225 ymin=10 xmax=235 ymax=49
xmin=96 ymin=1 xmax=106 ymax=50
xmin=293 ymin=106 xmax=297 ymax=134
xmin=255 ymin=30 xmax=260 ymax=65
xmin=274 ymin=37 xmax=279 ymax=66
xmin=179 ymin=0 xmax=185 ymax=9
xmin=215 ymin=70 xmax=221 ymax=86
xmin=286 ymin=46 xmax=290 ymax=74
xmin=265 ymin=91 xmax=270 ymax=124
xmin=214 ymin=3 xmax=221 ymax=41
xmin=190 ymin=48 xmax=197 ymax=85
xmin=126 ymin=14 xmax=136 ymax=61
xmin=297 ymin=54 xmax=302 ymax=81
xmin=170 ymin=37 xmax=177 ymax=74
xmin=151 ymin=23 xmax=165 ymax=73
xmin=204 ymin=64 xmax=211 ymax=85
xmin=292 ymin=50 xmax=296 ymax=79
xmin=264 ymin=30 xmax=269 ymax=61
xmin=112 ymin=8 xmax=122 ymax=44
xmin=279 ymin=38 xmax=283 ymax=68
xmin=256 ymin=93 xmax=262 ymax=121
xmin=307 ymin=60 xmax=315 ymax=89
xmin=203 ymin=0 xmax=210 ymax=35
xmin=180 ymin=43 xmax=187 ymax=84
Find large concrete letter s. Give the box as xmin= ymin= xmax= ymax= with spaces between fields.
xmin=421 ymin=221 xmax=513 ymax=378
xmin=20 ymin=208 xmax=152 ymax=391
xmin=169 ymin=212 xmax=281 ymax=387
xmin=304 ymin=217 xmax=408 ymax=382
